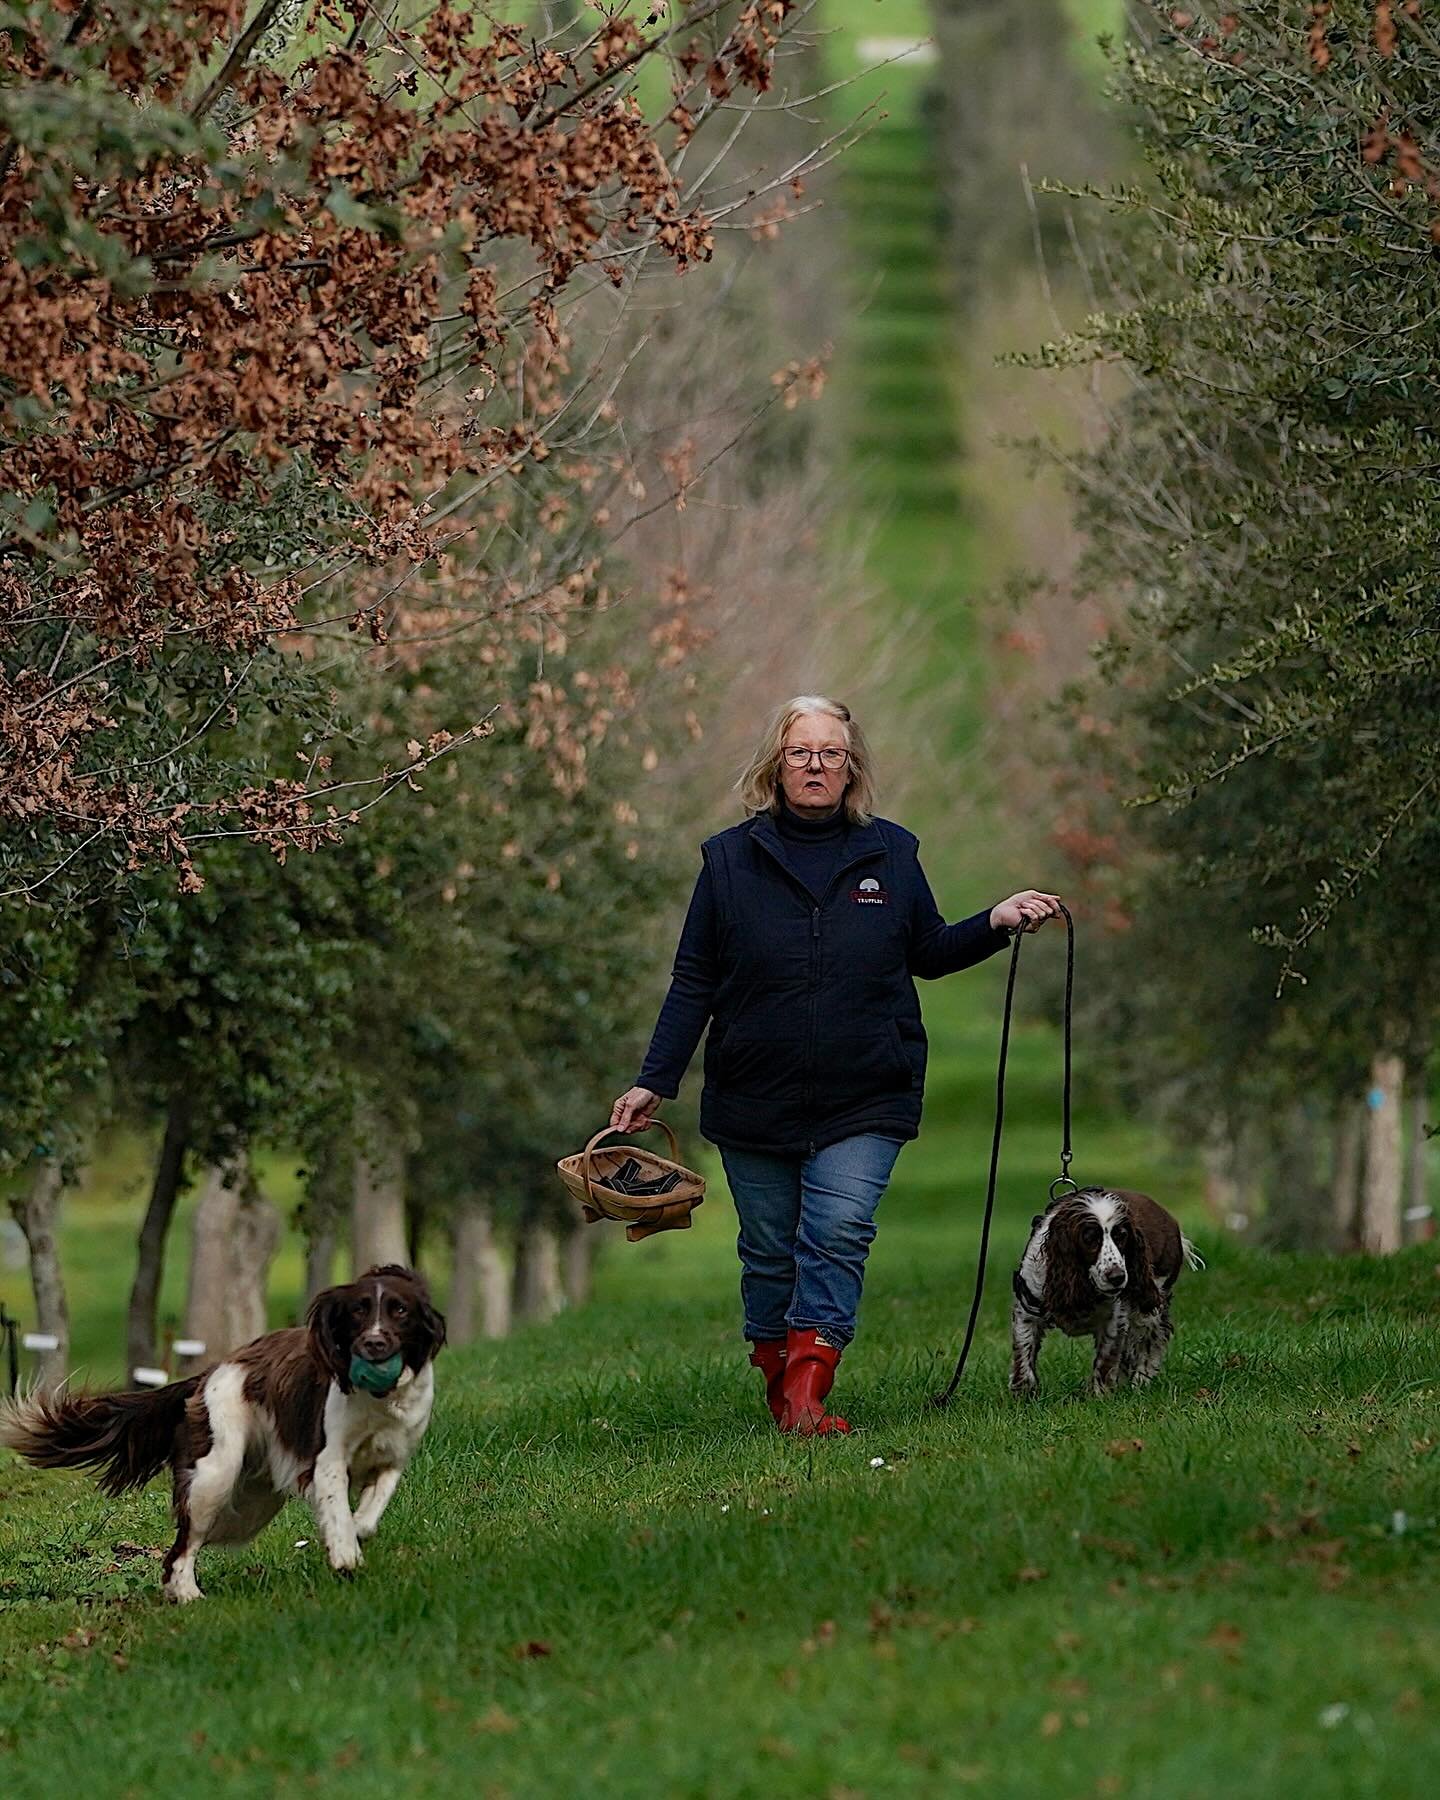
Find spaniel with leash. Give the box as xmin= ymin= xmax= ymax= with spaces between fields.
xmin=1010 ymin=1188 xmax=1203 ymax=1397
xmin=0 ymin=1265 xmax=444 ymax=1603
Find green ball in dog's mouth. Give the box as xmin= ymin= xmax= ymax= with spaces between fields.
xmin=349 ymin=1351 xmax=404 ymax=1395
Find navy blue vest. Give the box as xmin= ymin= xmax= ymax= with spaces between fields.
xmin=638 ymin=811 xmax=1007 ymax=1156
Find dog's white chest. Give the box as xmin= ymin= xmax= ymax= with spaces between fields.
xmin=327 ymin=1364 xmax=434 ymax=1476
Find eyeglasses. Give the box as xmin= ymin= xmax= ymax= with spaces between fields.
xmin=781 ymin=745 xmax=849 ymax=771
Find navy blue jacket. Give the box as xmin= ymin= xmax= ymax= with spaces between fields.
xmin=637 ymin=811 xmax=1010 ymax=1155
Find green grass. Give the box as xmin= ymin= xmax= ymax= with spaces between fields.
xmin=5 ymin=6 xmax=1436 ymax=1794
xmin=4 ymin=979 xmax=1440 ymax=1796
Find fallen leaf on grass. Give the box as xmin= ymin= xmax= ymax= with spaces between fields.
xmin=1203 ymin=1622 xmax=1245 ymax=1657
xmin=1104 ymin=1438 xmax=1144 ymax=1459
xmin=472 ymin=1706 xmax=518 ymax=1735
xmin=1051 ymin=1675 xmax=1089 ymax=1699
xmin=801 ymin=1619 xmax=838 ymax=1655
xmin=1016 ymin=1567 xmax=1048 ymax=1584
xmin=1289 ymin=1537 xmax=1347 ymax=1564
xmin=758 ymin=1736 xmax=795 ymax=1761
xmin=1079 ymin=1534 xmax=1140 ymax=1562
xmin=511 ymin=1640 xmax=552 ymax=1660
xmin=1040 ymin=1711 xmax=1064 ymax=1738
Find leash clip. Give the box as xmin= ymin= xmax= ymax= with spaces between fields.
xmin=1049 ymin=1150 xmax=1078 ymax=1204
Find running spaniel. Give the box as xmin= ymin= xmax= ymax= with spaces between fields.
xmin=0 ymin=1265 xmax=445 ymax=1603
xmin=1009 ymin=1188 xmax=1202 ymax=1397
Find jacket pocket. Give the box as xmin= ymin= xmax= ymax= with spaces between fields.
xmin=714 ymin=1028 xmax=802 ymax=1097
xmin=823 ymin=1023 xmax=913 ymax=1109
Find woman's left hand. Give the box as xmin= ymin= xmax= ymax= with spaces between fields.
xmin=990 ymin=889 xmax=1063 ymax=933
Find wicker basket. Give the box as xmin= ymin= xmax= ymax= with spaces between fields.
xmin=557 ymin=1120 xmax=706 ymax=1242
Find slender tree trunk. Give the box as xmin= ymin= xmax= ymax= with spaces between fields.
xmin=304 ymin=1223 xmax=337 ymax=1303
xmin=1330 ymin=1100 xmax=1363 ymax=1252
xmin=8 ymin=1159 xmax=70 ymax=1394
xmin=561 ymin=1225 xmax=594 ymax=1309
xmin=1359 ymin=1051 xmax=1404 ymax=1255
xmin=512 ymin=1218 xmax=562 ymax=1324
xmin=126 ymin=1088 xmax=193 ymax=1376
xmin=1405 ymin=1070 xmax=1431 ymax=1242
xmin=351 ymin=1135 xmax=407 ymax=1273
xmin=226 ymin=1169 xmax=280 ymax=1348
xmin=449 ymin=1201 xmax=511 ymax=1343
xmin=1260 ymin=1100 xmax=1327 ymax=1251
xmin=1200 ymin=1131 xmax=1239 ymax=1227
xmin=181 ymin=1160 xmax=243 ymax=1370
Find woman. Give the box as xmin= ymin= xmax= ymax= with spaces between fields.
xmin=610 ymin=695 xmax=1061 ymax=1435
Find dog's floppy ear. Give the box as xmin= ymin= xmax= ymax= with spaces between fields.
xmin=1120 ymin=1209 xmax=1162 ymax=1313
xmin=1041 ymin=1202 xmax=1093 ymax=1320
xmin=306 ymin=1284 xmax=355 ymax=1392
xmin=409 ymin=1273 xmax=447 ymax=1365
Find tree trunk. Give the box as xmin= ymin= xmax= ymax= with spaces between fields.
xmin=512 ymin=1218 xmax=562 ymax=1324
xmin=561 ymin=1225 xmax=594 ymax=1309
xmin=182 ymin=1160 xmax=243 ymax=1369
xmin=227 ymin=1169 xmax=280 ymax=1348
xmin=126 ymin=1088 xmax=193 ymax=1377
xmin=351 ymin=1136 xmax=407 ymax=1274
xmin=304 ymin=1223 xmax=337 ymax=1303
xmin=1359 ymin=1052 xmax=1404 ymax=1255
xmin=449 ymin=1201 xmax=511 ymax=1344
xmin=1260 ymin=1100 xmax=1328 ymax=1251
xmin=1330 ymin=1100 xmax=1363 ymax=1251
xmin=1200 ymin=1132 xmax=1239 ymax=1227
xmin=8 ymin=1159 xmax=70 ymax=1394
xmin=1405 ymin=1071 xmax=1431 ymax=1242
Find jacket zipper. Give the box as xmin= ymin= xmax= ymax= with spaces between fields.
xmin=749 ymin=830 xmax=887 ymax=1150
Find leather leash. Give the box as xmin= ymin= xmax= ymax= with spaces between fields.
xmin=932 ymin=901 xmax=1076 ymax=1406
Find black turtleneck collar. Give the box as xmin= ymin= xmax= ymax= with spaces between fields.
xmin=775 ymin=795 xmax=847 ymax=839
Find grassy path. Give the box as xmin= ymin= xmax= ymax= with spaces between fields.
xmin=4 ymin=1000 xmax=1440 ymax=1795
xmin=4 ymin=8 xmax=1440 ymax=1795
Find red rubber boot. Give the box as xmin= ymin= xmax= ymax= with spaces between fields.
xmin=780 ymin=1329 xmax=850 ymax=1436
xmin=748 ymin=1340 xmax=788 ymax=1424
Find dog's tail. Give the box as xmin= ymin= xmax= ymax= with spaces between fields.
xmin=0 ymin=1377 xmax=201 ymax=1497
xmin=1181 ymin=1236 xmax=1207 ymax=1272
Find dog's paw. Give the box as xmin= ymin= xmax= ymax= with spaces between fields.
xmin=163 ymin=1579 xmax=204 ymax=1605
xmin=328 ymin=1543 xmax=364 ymax=1576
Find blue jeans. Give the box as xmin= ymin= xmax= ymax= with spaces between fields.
xmin=718 ymin=1134 xmax=905 ymax=1349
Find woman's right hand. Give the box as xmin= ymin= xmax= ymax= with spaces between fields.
xmin=610 ymin=1086 xmax=663 ymax=1134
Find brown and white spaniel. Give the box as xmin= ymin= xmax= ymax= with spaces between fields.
xmin=1009 ymin=1188 xmax=1202 ymax=1397
xmin=0 ymin=1265 xmax=445 ymax=1603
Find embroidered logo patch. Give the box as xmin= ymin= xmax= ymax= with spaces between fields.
xmin=851 ymin=877 xmax=887 ymax=905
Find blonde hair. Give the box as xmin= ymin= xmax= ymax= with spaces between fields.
xmin=735 ymin=694 xmax=876 ymax=825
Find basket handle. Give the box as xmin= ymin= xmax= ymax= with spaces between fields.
xmin=579 ymin=1118 xmax=681 ymax=1211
